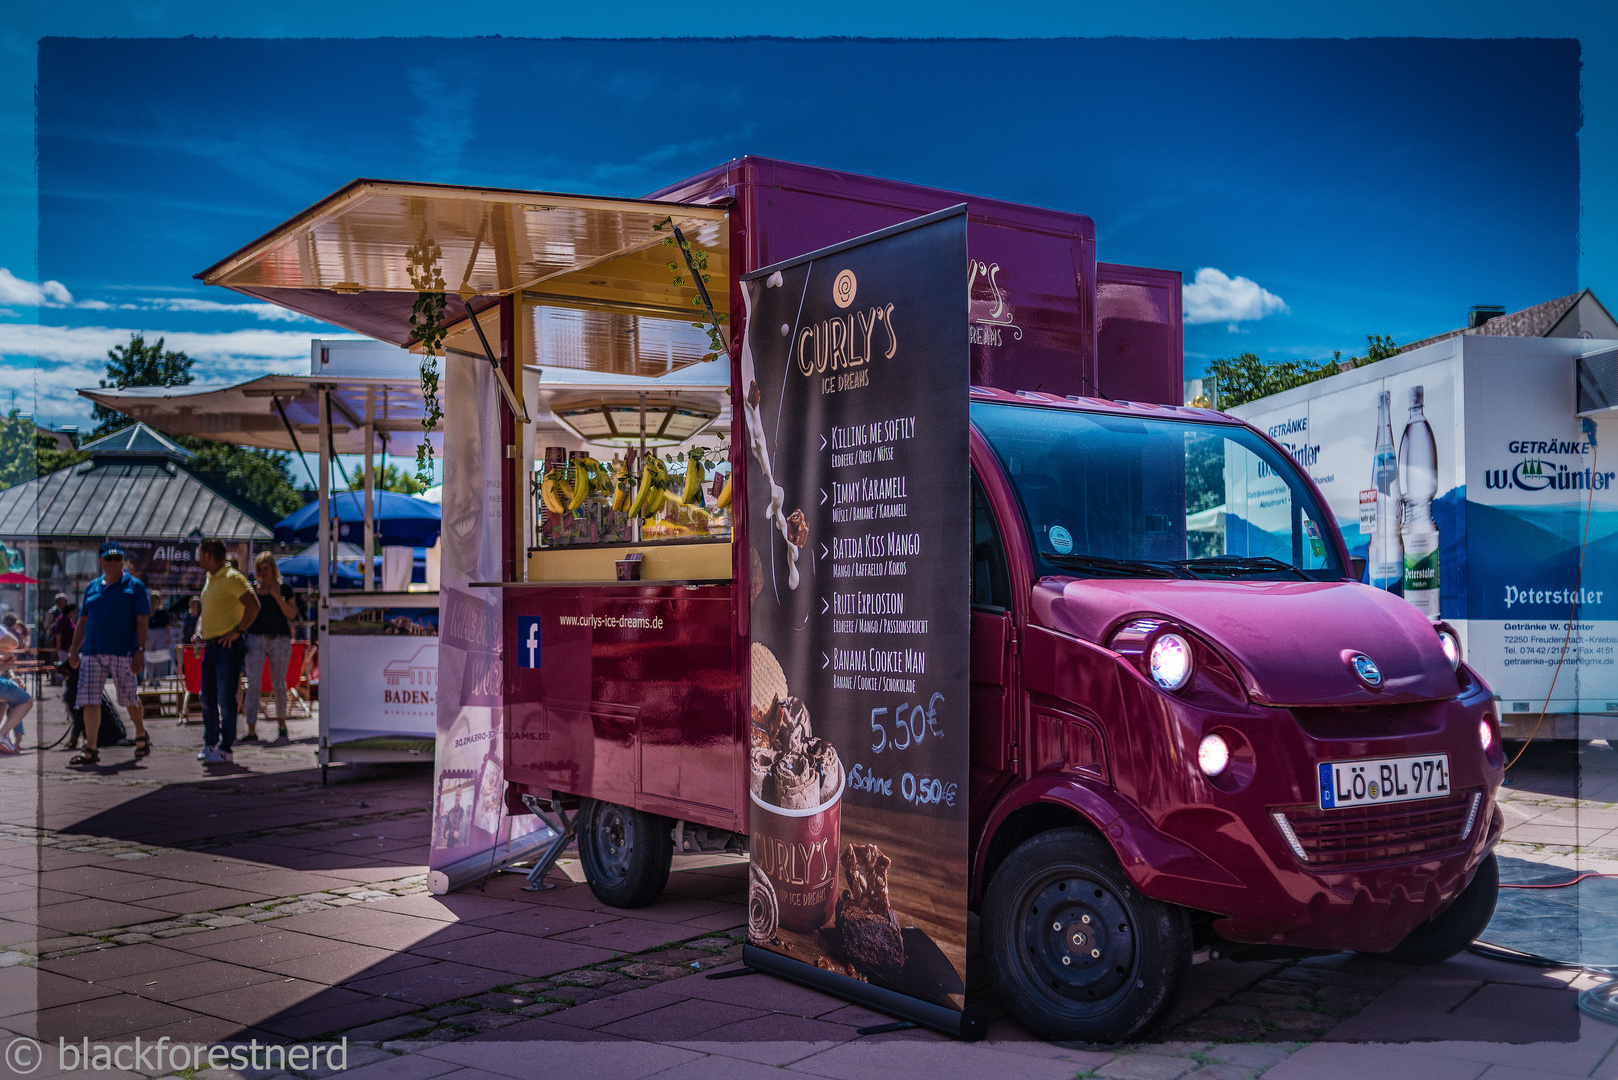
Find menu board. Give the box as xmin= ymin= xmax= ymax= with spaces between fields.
xmin=741 ymin=209 xmax=973 ymax=1030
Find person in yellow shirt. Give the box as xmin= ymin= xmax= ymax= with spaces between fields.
xmin=196 ymin=538 xmax=260 ymax=764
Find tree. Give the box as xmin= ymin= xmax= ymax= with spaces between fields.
xmin=36 ymin=431 xmax=88 ymax=477
xmin=92 ymin=334 xmax=194 ymax=436
xmin=1363 ymin=334 xmax=1400 ymax=363
xmin=1205 ymin=334 xmax=1400 ymax=409
xmin=347 ymin=463 xmax=429 ymax=496
xmin=1203 ymin=352 xmax=1338 ymax=409
xmin=0 ymin=411 xmax=32 ymax=491
xmin=91 ymin=332 xmax=302 ymax=518
xmin=0 ymin=410 xmax=89 ymax=491
xmin=181 ymin=438 xmax=305 ymax=519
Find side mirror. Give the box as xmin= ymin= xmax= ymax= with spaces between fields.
xmin=1349 ymin=556 xmax=1367 ymax=582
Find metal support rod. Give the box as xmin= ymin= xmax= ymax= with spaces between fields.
xmin=671 ymin=225 xmax=729 ymax=362
xmin=500 ymin=295 xmax=519 ymax=583
xmin=274 ymin=396 xmax=319 ymax=490
xmin=316 ymin=388 xmax=332 ymax=773
xmin=363 ymin=421 xmax=375 ymax=593
xmin=465 ymin=298 xmax=530 ymax=423
xmin=706 ymin=967 xmax=760 ymax=981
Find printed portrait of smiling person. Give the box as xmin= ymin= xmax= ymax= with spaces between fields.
xmin=439 ymin=355 xmax=500 ymax=584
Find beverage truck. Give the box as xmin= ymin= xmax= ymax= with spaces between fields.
xmin=1230 ymin=331 xmax=1618 ymax=744
xmin=197 ymin=158 xmax=1502 ymax=1042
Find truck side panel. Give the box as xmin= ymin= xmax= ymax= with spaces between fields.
xmin=504 ymin=584 xmax=745 ymax=833
xmin=1096 ymin=262 xmax=1183 ymax=406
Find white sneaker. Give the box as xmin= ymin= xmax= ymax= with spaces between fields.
xmin=197 ymin=746 xmax=213 ymax=760
xmin=216 ymin=749 xmax=233 ymax=763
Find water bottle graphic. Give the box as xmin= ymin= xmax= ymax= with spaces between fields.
xmin=1399 ymin=385 xmax=1440 ymax=616
xmin=1369 ymin=390 xmax=1404 ymax=593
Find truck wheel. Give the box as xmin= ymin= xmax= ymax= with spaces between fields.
xmin=983 ymin=827 xmax=1191 ymax=1043
xmin=1374 ymin=853 xmax=1498 ymax=966
xmin=576 ymin=799 xmax=673 ymax=909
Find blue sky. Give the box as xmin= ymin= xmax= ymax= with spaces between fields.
xmin=3 ymin=2 xmax=1615 ymax=448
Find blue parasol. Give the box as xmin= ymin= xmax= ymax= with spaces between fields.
xmin=276 ymin=552 xmax=365 ymax=589
xmin=273 ymin=490 xmax=441 ymax=547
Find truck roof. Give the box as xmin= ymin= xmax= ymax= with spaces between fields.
xmin=968 ymin=385 xmax=1235 ymax=425
xmin=647 ymin=156 xmax=1095 ymax=240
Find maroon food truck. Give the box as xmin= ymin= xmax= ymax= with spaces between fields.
xmin=199 ymin=158 xmax=1501 ymax=1043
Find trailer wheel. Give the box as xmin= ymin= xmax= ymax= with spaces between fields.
xmin=983 ymin=827 xmax=1191 ymax=1044
xmin=576 ymin=799 xmax=673 ymax=909
xmin=1374 ymin=853 xmax=1498 ymax=966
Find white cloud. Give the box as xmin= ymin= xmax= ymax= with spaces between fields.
xmin=143 ymin=298 xmax=314 ymax=322
xmin=0 ymin=323 xmax=312 ymax=425
xmin=0 ymin=268 xmax=73 ymax=307
xmin=0 ymin=323 xmax=314 ymax=364
xmin=0 ymin=268 xmax=315 ymax=321
xmin=1182 ymin=267 xmax=1289 ymax=329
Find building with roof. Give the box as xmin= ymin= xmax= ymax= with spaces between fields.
xmin=1400 ymin=289 xmax=1618 ymax=353
xmin=0 ymin=422 xmax=276 ymax=628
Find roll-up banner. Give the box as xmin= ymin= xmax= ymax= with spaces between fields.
xmin=427 ymin=355 xmax=545 ymax=894
xmin=740 ymin=207 xmax=981 ymax=1038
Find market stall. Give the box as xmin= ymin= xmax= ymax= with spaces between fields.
xmin=80 ymin=342 xmax=442 ymax=768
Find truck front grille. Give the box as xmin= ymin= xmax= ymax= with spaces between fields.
xmin=1273 ymin=791 xmax=1480 ymax=867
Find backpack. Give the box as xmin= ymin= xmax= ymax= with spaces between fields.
xmin=59 ymin=664 xmax=129 ymax=746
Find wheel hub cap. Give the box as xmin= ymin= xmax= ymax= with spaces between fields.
xmin=596 ymin=809 xmax=633 ymax=882
xmin=1024 ymin=876 xmax=1135 ymax=1003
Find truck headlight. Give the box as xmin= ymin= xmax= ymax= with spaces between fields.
xmin=1149 ymin=633 xmax=1193 ymax=691
xmin=1436 ymin=626 xmax=1461 ymax=670
xmin=1198 ymin=733 xmax=1230 ymax=776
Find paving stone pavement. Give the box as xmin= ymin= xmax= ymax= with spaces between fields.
xmin=0 ymin=700 xmax=1615 ymax=1080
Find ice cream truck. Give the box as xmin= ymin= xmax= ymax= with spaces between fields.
xmin=198 ymin=158 xmax=1501 ymax=1043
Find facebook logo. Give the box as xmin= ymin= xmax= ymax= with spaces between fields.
xmin=517 ymin=617 xmax=542 ymax=669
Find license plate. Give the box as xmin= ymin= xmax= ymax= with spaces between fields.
xmin=1318 ymin=753 xmax=1450 ymax=810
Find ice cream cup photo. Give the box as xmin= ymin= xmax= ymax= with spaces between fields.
xmin=750 ymin=782 xmax=844 ymax=933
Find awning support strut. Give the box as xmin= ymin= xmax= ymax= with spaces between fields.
xmin=465 ymin=298 xmax=530 ymax=424
xmin=673 ymin=225 xmax=730 ymax=363
xmin=273 ymin=396 xmax=320 ymax=491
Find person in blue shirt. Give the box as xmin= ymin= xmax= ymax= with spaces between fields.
xmin=66 ymin=541 xmax=152 ymax=766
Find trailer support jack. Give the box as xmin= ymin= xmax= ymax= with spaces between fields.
xmin=520 ymin=795 xmax=576 ymax=892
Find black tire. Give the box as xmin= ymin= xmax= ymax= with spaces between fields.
xmin=576 ymin=799 xmax=673 ymax=909
xmin=983 ymin=827 xmax=1191 ymax=1043
xmin=1375 ymin=852 xmax=1498 ymax=966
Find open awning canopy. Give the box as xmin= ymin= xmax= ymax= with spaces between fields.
xmin=197 ymin=180 xmax=730 ymax=379
xmin=78 ymin=375 xmax=432 ymax=457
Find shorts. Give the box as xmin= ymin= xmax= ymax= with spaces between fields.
xmin=76 ymin=654 xmax=137 ymax=707
xmin=0 ymin=677 xmax=28 ymax=708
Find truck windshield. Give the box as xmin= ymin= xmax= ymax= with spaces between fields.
xmin=971 ymin=402 xmax=1342 ymax=582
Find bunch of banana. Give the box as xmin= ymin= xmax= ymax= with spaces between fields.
xmin=627 ymin=454 xmax=671 ymax=518
xmin=610 ymin=458 xmax=633 ymax=512
xmin=649 ymin=456 xmax=672 ymax=516
xmin=564 ymin=459 xmax=591 ymax=513
xmin=588 ymin=458 xmax=616 ymax=499
xmin=678 ymin=447 xmax=707 ymax=507
xmin=539 ymin=465 xmax=573 ymax=517
xmin=562 ymin=456 xmax=613 ymax=513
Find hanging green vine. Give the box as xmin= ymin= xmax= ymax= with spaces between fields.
xmin=653 ymin=217 xmax=728 ymax=362
xmin=411 ymin=292 xmax=447 ymax=485
xmin=407 ymin=236 xmax=447 ymax=486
